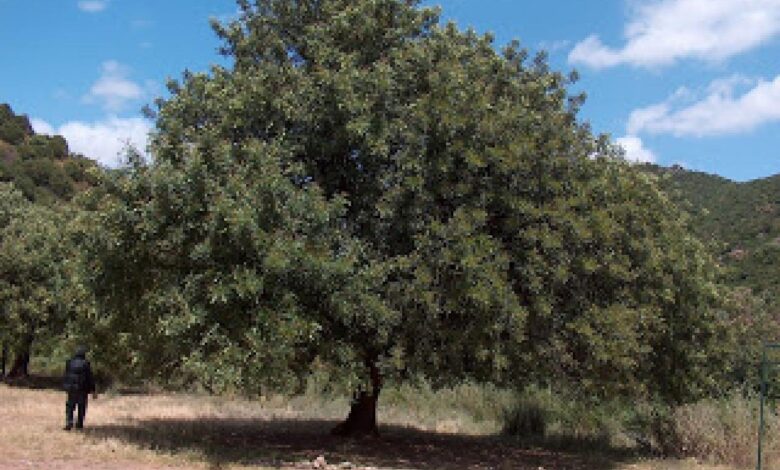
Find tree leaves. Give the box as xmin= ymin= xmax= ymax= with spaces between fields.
xmin=0 ymin=183 xmax=79 ymax=361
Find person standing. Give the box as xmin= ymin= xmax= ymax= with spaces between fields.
xmin=62 ymin=346 xmax=96 ymax=430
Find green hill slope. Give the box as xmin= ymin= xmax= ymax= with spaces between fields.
xmin=0 ymin=103 xmax=98 ymax=204
xmin=641 ymin=164 xmax=780 ymax=304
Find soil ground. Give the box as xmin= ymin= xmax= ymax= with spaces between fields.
xmin=0 ymin=381 xmax=738 ymax=470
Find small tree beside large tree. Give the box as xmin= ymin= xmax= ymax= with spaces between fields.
xmin=0 ymin=183 xmax=78 ymax=378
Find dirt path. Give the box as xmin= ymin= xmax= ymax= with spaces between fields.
xmin=0 ymin=383 xmax=734 ymax=470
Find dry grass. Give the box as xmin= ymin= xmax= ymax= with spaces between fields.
xmin=659 ymin=393 xmax=779 ymax=469
xmin=0 ymin=381 xmax=748 ymax=470
xmin=619 ymin=460 xmax=738 ymax=470
xmin=0 ymin=383 xmax=190 ymax=469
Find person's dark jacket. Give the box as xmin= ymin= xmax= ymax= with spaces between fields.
xmin=63 ymin=349 xmax=95 ymax=394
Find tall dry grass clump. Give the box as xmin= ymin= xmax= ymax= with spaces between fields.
xmin=659 ymin=392 xmax=776 ymax=469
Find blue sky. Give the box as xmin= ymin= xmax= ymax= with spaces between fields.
xmin=1 ymin=0 xmax=779 ymax=181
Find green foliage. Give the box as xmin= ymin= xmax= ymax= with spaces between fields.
xmin=81 ymin=143 xmax=357 ymax=393
xmin=0 ymin=104 xmax=106 ymax=375
xmin=0 ymin=159 xmax=75 ymax=203
xmin=17 ymin=159 xmax=74 ymax=199
xmin=502 ymin=384 xmax=672 ymax=451
xmin=644 ymin=164 xmax=780 ymax=309
xmin=0 ymin=103 xmax=99 ymax=204
xmin=0 ymin=103 xmax=33 ymax=145
xmin=0 ymin=183 xmax=80 ymax=361
xmin=18 ymin=134 xmax=69 ymax=160
xmin=641 ymin=164 xmax=780 ymax=389
xmin=0 ymin=140 xmax=16 ymax=162
xmin=0 ymin=182 xmax=28 ymax=227
xmin=63 ymin=155 xmax=99 ymax=185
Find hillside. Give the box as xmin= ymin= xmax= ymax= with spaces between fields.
xmin=0 ymin=103 xmax=99 ymax=204
xmin=641 ymin=163 xmax=780 ymax=304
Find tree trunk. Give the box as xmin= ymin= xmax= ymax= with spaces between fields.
xmin=1 ymin=341 xmax=7 ymax=379
xmin=8 ymin=334 xmax=33 ymax=379
xmin=332 ymin=360 xmax=382 ymax=437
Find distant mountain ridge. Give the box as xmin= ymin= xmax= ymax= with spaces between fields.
xmin=641 ymin=164 xmax=780 ymax=304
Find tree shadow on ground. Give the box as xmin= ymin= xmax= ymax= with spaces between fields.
xmin=86 ymin=416 xmax=637 ymax=470
xmin=2 ymin=374 xmax=63 ymax=391
xmin=2 ymin=373 xmax=117 ymax=392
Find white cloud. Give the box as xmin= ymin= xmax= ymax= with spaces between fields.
xmin=628 ymin=74 xmax=780 ymax=136
xmin=77 ymin=0 xmax=108 ymax=13
xmin=30 ymin=119 xmax=54 ymax=136
xmin=538 ymin=39 xmax=572 ymax=54
xmin=569 ymin=0 xmax=780 ymax=69
xmin=32 ymin=117 xmax=151 ymax=168
xmin=615 ymin=135 xmax=657 ymax=163
xmin=570 ymin=36 xmax=623 ymax=69
xmin=84 ymin=61 xmax=145 ymax=113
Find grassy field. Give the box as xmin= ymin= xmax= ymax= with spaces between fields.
xmin=0 ymin=380 xmax=746 ymax=470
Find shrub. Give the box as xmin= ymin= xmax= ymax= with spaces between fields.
xmin=501 ymin=385 xmax=662 ymax=450
xmin=503 ymin=395 xmax=546 ymax=437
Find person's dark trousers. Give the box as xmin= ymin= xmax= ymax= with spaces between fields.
xmin=65 ymin=391 xmax=89 ymax=429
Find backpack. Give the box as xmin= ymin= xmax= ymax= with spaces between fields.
xmin=63 ymin=357 xmax=88 ymax=392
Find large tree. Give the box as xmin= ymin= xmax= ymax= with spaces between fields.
xmin=89 ymin=0 xmax=727 ymax=436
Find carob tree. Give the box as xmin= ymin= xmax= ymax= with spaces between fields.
xmin=87 ymin=0 xmax=727 ymax=437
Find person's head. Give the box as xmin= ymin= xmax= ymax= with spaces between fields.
xmin=74 ymin=346 xmax=87 ymax=358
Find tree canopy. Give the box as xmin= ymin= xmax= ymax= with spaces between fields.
xmin=87 ymin=0 xmax=729 ymax=434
